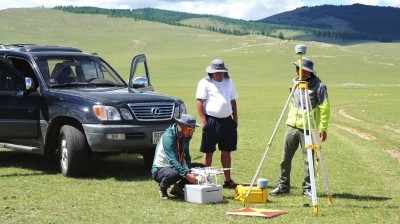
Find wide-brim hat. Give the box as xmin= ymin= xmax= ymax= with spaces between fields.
xmin=175 ymin=114 xmax=200 ymax=127
xmin=292 ymin=57 xmax=315 ymax=73
xmin=206 ymin=59 xmax=229 ymax=73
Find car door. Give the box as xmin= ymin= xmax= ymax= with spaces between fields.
xmin=0 ymin=58 xmax=41 ymax=139
xmin=128 ymin=54 xmax=154 ymax=92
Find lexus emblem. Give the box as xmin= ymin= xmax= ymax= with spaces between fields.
xmin=151 ymin=107 xmax=160 ymax=116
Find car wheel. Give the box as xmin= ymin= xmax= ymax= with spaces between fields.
xmin=59 ymin=125 xmax=88 ymax=177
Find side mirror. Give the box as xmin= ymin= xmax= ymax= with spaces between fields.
xmin=131 ymin=76 xmax=148 ymax=88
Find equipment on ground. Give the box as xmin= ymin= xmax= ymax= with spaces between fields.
xmin=190 ymin=167 xmax=231 ymax=185
xmin=184 ymin=184 xmax=223 ymax=204
xmin=184 ymin=167 xmax=227 ymax=204
xmin=235 ymin=184 xmax=268 ymax=203
xmin=226 ymin=208 xmax=286 ymax=218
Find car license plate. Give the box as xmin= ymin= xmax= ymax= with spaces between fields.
xmin=152 ymin=131 xmax=164 ymax=144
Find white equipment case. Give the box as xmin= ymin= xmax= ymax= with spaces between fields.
xmin=184 ymin=184 xmax=223 ymax=204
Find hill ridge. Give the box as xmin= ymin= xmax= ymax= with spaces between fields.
xmin=53 ymin=5 xmax=400 ymax=43
xmin=260 ymin=4 xmax=400 ymax=42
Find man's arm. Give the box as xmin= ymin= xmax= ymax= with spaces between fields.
xmin=196 ymin=99 xmax=207 ymax=126
xmin=162 ymin=133 xmax=188 ymax=176
xmin=231 ymin=99 xmax=238 ymax=123
xmin=318 ymin=84 xmax=330 ymax=141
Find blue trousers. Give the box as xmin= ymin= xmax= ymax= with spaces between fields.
xmin=152 ymin=163 xmax=204 ymax=190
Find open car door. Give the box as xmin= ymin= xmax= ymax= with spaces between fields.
xmin=0 ymin=58 xmax=40 ymax=140
xmin=128 ymin=54 xmax=154 ymax=93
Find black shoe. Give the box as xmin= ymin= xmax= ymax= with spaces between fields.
xmin=303 ymin=190 xmax=312 ymax=198
xmin=159 ymin=188 xmax=168 ymax=200
xmin=269 ymin=186 xmax=290 ymax=196
xmin=170 ymin=184 xmax=184 ymax=196
xmin=223 ymin=179 xmax=238 ymax=189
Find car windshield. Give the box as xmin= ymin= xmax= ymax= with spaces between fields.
xmin=34 ymin=55 xmax=126 ymax=88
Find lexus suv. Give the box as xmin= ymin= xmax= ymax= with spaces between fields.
xmin=0 ymin=44 xmax=186 ymax=176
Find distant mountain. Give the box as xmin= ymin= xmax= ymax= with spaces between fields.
xmin=54 ymin=5 xmax=399 ymax=43
xmin=259 ymin=4 xmax=400 ymax=42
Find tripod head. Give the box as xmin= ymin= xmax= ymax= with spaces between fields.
xmin=295 ymin=44 xmax=308 ymax=80
xmin=295 ymin=44 xmax=307 ymax=55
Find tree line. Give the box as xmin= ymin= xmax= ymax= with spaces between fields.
xmin=53 ymin=6 xmax=293 ymax=40
xmin=54 ymin=5 xmax=399 ymax=42
xmin=261 ymin=4 xmax=400 ymax=42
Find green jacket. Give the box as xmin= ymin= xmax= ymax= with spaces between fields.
xmin=151 ymin=124 xmax=192 ymax=177
xmin=286 ymin=74 xmax=330 ymax=131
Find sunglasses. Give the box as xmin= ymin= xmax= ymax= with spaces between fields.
xmin=184 ymin=125 xmax=195 ymax=132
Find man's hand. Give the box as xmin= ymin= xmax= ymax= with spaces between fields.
xmin=185 ymin=173 xmax=198 ymax=183
xmin=320 ymin=131 xmax=327 ymax=142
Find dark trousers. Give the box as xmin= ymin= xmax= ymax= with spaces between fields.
xmin=152 ymin=163 xmax=204 ymax=190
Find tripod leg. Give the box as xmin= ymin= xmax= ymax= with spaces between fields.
xmin=315 ymin=149 xmax=333 ymax=204
xmin=299 ymin=85 xmax=319 ymax=215
xmin=308 ymin=95 xmax=333 ymax=205
xmin=243 ymin=85 xmax=297 ymax=205
xmin=306 ymin=147 xmax=318 ymax=213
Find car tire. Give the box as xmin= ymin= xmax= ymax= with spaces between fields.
xmin=59 ymin=125 xmax=88 ymax=177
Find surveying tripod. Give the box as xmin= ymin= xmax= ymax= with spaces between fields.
xmin=244 ymin=45 xmax=332 ymax=216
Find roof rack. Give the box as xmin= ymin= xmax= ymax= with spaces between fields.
xmin=0 ymin=44 xmax=82 ymax=53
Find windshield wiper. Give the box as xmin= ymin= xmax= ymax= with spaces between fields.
xmin=50 ymin=82 xmax=96 ymax=88
xmin=90 ymin=83 xmax=125 ymax=87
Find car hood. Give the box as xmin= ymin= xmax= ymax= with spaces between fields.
xmin=49 ymin=87 xmax=181 ymax=103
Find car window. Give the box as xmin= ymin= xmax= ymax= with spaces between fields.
xmin=34 ymin=56 xmax=126 ymax=87
xmin=6 ymin=57 xmax=37 ymax=90
xmin=0 ymin=59 xmax=25 ymax=91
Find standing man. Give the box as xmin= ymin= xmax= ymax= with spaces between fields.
xmin=270 ymin=57 xmax=330 ymax=198
xmin=196 ymin=59 xmax=239 ymax=189
xmin=151 ymin=114 xmax=203 ymax=200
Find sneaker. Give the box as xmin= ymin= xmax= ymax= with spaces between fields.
xmin=269 ymin=186 xmax=290 ymax=196
xmin=170 ymin=184 xmax=184 ymax=196
xmin=159 ymin=188 xmax=168 ymax=200
xmin=223 ymin=180 xmax=238 ymax=189
xmin=303 ymin=190 xmax=312 ymax=199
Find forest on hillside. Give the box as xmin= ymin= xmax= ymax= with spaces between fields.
xmin=261 ymin=4 xmax=400 ymax=42
xmin=54 ymin=5 xmax=399 ymax=42
xmin=54 ymin=6 xmax=289 ymax=38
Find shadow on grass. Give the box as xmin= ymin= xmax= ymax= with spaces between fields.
xmin=333 ymin=192 xmax=391 ymax=201
xmin=0 ymin=150 xmax=151 ymax=181
xmin=0 ymin=151 xmax=59 ymax=176
xmin=84 ymin=154 xmax=151 ymax=181
xmin=168 ymin=195 xmax=230 ymax=205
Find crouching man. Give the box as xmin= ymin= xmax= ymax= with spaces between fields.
xmin=151 ymin=114 xmax=204 ymax=199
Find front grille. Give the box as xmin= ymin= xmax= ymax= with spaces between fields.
xmin=128 ymin=102 xmax=174 ymax=121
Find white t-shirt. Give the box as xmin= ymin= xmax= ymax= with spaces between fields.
xmin=196 ymin=76 xmax=238 ymax=118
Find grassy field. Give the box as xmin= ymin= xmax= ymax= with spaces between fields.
xmin=1 ymin=8 xmax=399 ymax=223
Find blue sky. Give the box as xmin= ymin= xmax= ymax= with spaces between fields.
xmin=1 ymin=0 xmax=399 ymax=20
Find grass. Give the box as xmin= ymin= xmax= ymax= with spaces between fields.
xmin=1 ymin=8 xmax=400 ymax=223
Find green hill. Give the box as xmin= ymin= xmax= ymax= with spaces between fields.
xmin=0 ymin=8 xmax=399 ymax=223
xmin=53 ymin=5 xmax=400 ymax=43
xmin=260 ymin=4 xmax=400 ymax=42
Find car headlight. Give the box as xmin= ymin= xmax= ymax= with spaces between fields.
xmin=120 ymin=108 xmax=133 ymax=120
xmin=93 ymin=105 xmax=121 ymax=121
xmin=174 ymin=103 xmax=187 ymax=118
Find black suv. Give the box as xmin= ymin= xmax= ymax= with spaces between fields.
xmin=0 ymin=44 xmax=186 ymax=176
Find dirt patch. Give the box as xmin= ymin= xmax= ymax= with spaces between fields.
xmin=338 ymin=109 xmax=362 ymax=121
xmin=386 ymin=149 xmax=400 ymax=162
xmin=332 ymin=123 xmax=376 ymax=140
xmin=383 ymin=125 xmax=400 ymax=134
